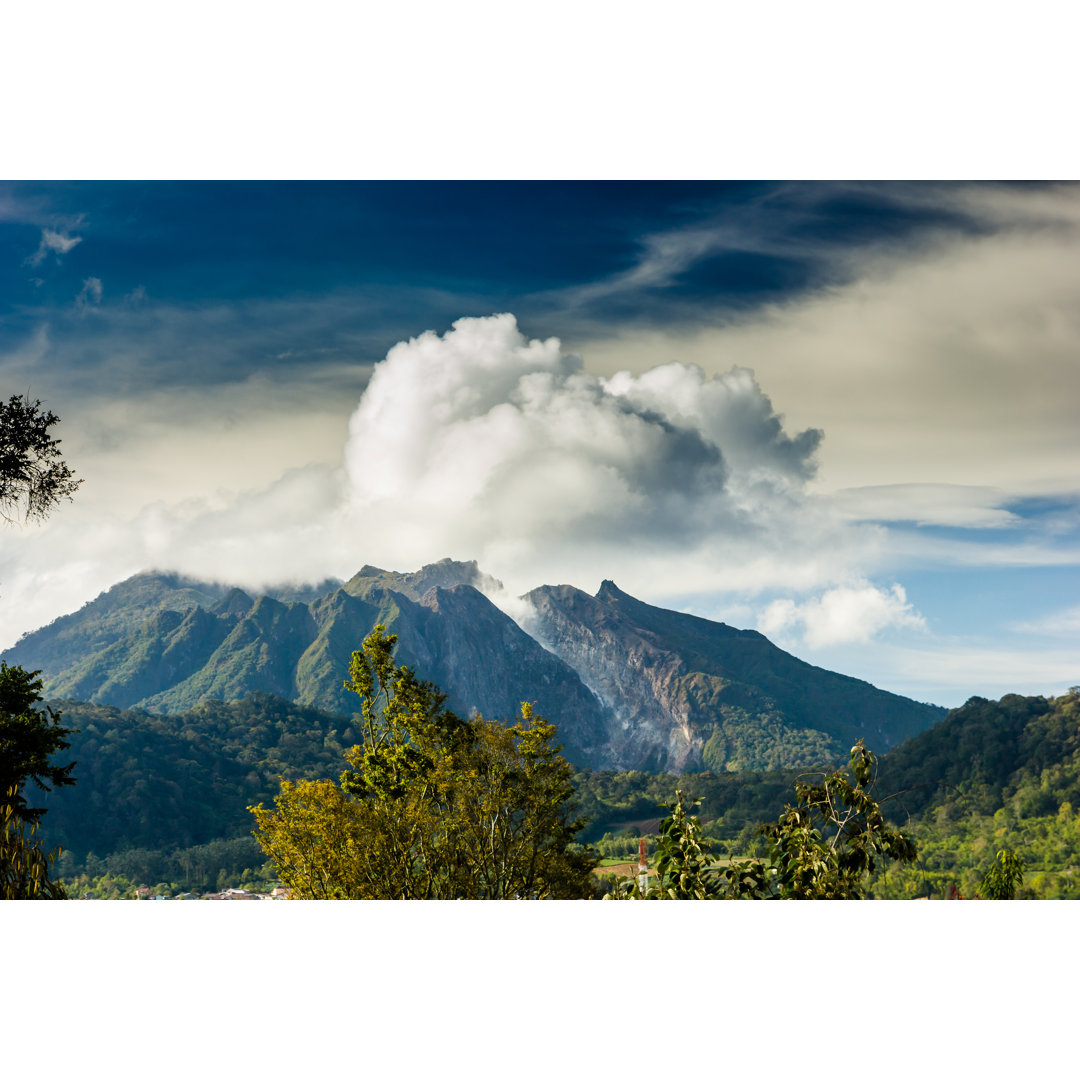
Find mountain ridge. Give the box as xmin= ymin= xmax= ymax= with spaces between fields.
xmin=3 ymin=560 xmax=946 ymax=772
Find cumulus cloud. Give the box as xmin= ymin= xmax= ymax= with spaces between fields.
xmin=340 ymin=313 xmax=824 ymax=577
xmin=27 ymin=227 xmax=82 ymax=266
xmin=758 ymin=581 xmax=926 ymax=647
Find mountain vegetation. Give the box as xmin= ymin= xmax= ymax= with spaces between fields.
xmin=590 ymin=690 xmax=1080 ymax=899
xmin=526 ymin=579 xmax=944 ymax=769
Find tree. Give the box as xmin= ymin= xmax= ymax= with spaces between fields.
xmin=1 ymin=792 xmax=67 ymax=899
xmin=0 ymin=393 xmax=82 ymax=525
xmin=0 ymin=662 xmax=77 ymax=823
xmin=607 ymin=791 xmax=726 ymax=900
xmin=250 ymin=626 xmax=596 ymax=899
xmin=610 ymin=741 xmax=916 ymax=899
xmin=979 ymin=847 xmax=1025 ymax=900
xmin=443 ymin=707 xmax=595 ymax=898
xmin=729 ymin=740 xmax=917 ymax=899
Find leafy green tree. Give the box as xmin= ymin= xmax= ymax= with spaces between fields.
xmin=729 ymin=741 xmax=917 ymax=898
xmin=1 ymin=790 xmax=67 ymax=899
xmin=445 ymin=707 xmax=596 ymax=898
xmin=0 ymin=393 xmax=81 ymax=524
xmin=0 ymin=663 xmax=76 ymax=823
xmin=609 ymin=791 xmax=725 ymax=899
xmin=611 ymin=742 xmax=916 ymax=900
xmin=251 ymin=626 xmax=596 ymax=899
xmin=979 ymin=847 xmax=1025 ymax=900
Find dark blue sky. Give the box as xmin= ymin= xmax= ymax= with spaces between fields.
xmin=0 ymin=180 xmax=1011 ymax=391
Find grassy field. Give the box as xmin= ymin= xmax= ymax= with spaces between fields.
xmin=594 ymin=860 xmax=650 ymax=879
xmin=592 ymin=855 xmax=738 ymax=878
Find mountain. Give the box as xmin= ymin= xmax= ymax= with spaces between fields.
xmin=876 ymin=690 xmax=1080 ymax=820
xmin=6 ymin=561 xmax=611 ymax=768
xmin=524 ymin=580 xmax=944 ymax=771
xmin=3 ymin=559 xmax=946 ymax=772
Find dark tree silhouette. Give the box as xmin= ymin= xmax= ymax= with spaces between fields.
xmin=0 ymin=394 xmax=82 ymax=524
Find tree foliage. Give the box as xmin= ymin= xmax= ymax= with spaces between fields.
xmin=0 ymin=394 xmax=81 ymax=525
xmin=611 ymin=741 xmax=915 ymax=899
xmin=609 ymin=791 xmax=726 ymax=899
xmin=979 ymin=847 xmax=1025 ymax=900
xmin=1 ymin=789 xmax=67 ymax=899
xmin=0 ymin=662 xmax=76 ymax=823
xmin=741 ymin=740 xmax=917 ymax=898
xmin=250 ymin=626 xmax=596 ymax=898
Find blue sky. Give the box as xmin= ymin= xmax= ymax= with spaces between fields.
xmin=2 ymin=180 xmax=1079 ymax=707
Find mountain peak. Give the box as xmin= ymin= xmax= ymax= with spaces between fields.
xmin=213 ymin=587 xmax=254 ymax=616
xmin=595 ymin=579 xmax=627 ymax=601
xmin=346 ymin=559 xmax=503 ymax=601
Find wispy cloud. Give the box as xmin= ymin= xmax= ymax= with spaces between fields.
xmin=824 ymin=484 xmax=1020 ymax=529
xmin=876 ymin=641 xmax=1080 ymax=705
xmin=1013 ymin=605 xmax=1080 ymax=636
xmin=541 ymin=182 xmax=987 ymax=328
xmin=75 ymin=276 xmax=103 ymax=309
xmin=26 ymin=227 xmax=83 ymax=266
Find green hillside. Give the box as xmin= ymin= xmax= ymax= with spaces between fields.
xmin=22 ymin=687 xmax=1080 ymax=897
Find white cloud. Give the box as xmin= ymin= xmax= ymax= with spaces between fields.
xmin=1013 ymin=606 xmax=1080 ymax=636
xmin=340 ymin=313 xmax=826 ymax=584
xmin=27 ymin=227 xmax=83 ymax=266
xmin=876 ymin=642 xmax=1080 ymax=707
xmin=0 ymin=464 xmax=352 ymax=648
xmin=825 ymin=484 xmax=1020 ymax=529
xmin=758 ymin=581 xmax=927 ymax=647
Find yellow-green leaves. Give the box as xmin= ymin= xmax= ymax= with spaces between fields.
xmin=252 ymin=628 xmax=596 ymax=899
xmin=1 ymin=791 xmax=67 ymax=899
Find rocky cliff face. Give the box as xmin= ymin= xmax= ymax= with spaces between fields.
xmin=4 ymin=560 xmax=945 ymax=773
xmin=522 ymin=583 xmax=701 ymax=771
xmin=522 ymin=579 xmax=945 ymax=772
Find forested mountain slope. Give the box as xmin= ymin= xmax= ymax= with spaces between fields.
xmin=34 ymin=694 xmax=354 ymax=867
xmin=6 ymin=562 xmax=611 ymax=768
